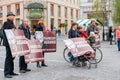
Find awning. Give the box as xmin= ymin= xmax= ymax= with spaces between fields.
xmin=77 ymin=18 xmax=101 ymax=27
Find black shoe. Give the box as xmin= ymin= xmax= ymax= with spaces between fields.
xmin=41 ymin=64 xmax=48 ymax=67
xmin=20 ymin=70 xmax=26 ymax=73
xmin=37 ymin=64 xmax=41 ymax=68
xmin=10 ymin=73 xmax=19 ymax=76
xmin=118 ymin=49 xmax=120 ymax=51
xmin=25 ymin=69 xmax=31 ymax=72
xmin=5 ymin=74 xmax=12 ymax=78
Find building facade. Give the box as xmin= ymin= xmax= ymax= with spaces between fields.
xmin=0 ymin=0 xmax=80 ymax=33
xmin=80 ymin=0 xmax=113 ymax=26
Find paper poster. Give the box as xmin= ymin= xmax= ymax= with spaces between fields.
xmin=64 ymin=38 xmax=94 ymax=57
xmin=5 ymin=29 xmax=30 ymax=57
xmin=43 ymin=31 xmax=56 ymax=52
xmin=25 ymin=40 xmax=44 ymax=63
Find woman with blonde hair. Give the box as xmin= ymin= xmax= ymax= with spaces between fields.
xmin=35 ymin=18 xmax=47 ymax=67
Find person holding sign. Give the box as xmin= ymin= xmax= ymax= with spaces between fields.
xmin=2 ymin=12 xmax=18 ymax=78
xmin=18 ymin=19 xmax=31 ymax=73
xmin=35 ymin=19 xmax=48 ymax=68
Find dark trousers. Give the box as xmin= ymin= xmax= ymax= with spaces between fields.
xmin=0 ymin=37 xmax=2 ymax=45
xmin=4 ymin=46 xmax=15 ymax=76
xmin=109 ymin=37 xmax=113 ymax=45
xmin=19 ymin=56 xmax=27 ymax=70
xmin=117 ymin=39 xmax=120 ymax=50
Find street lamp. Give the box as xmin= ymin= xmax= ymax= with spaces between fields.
xmin=102 ymin=0 xmax=108 ymax=41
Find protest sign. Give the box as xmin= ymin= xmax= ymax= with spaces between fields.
xmin=25 ymin=40 xmax=44 ymax=63
xmin=5 ymin=29 xmax=29 ymax=57
xmin=64 ymin=38 xmax=94 ymax=57
xmin=43 ymin=31 xmax=56 ymax=52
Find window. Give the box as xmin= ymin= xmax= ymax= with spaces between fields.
xmin=16 ymin=18 xmax=20 ymax=28
xmin=71 ymin=9 xmax=73 ymax=19
xmin=88 ymin=0 xmax=93 ymax=2
xmin=65 ymin=7 xmax=67 ymax=18
xmin=16 ymin=4 xmax=20 ymax=15
xmin=71 ymin=20 xmax=74 ymax=25
xmin=76 ymin=10 xmax=78 ymax=19
xmin=58 ymin=6 xmax=61 ymax=17
xmin=50 ymin=4 xmax=54 ymax=16
xmin=58 ymin=19 xmax=61 ymax=26
xmin=51 ymin=18 xmax=54 ymax=30
xmin=7 ymin=5 xmax=11 ymax=12
xmin=0 ymin=7 xmax=2 ymax=18
xmin=74 ymin=0 xmax=75 ymax=4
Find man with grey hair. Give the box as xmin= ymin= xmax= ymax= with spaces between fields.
xmin=18 ymin=19 xmax=31 ymax=73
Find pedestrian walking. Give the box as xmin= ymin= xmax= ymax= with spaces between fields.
xmin=35 ymin=19 xmax=48 ymax=68
xmin=18 ymin=19 xmax=31 ymax=73
xmin=2 ymin=12 xmax=18 ymax=78
xmin=116 ymin=26 xmax=120 ymax=51
xmin=57 ymin=27 xmax=61 ymax=37
xmin=108 ymin=27 xmax=113 ymax=45
xmin=113 ymin=28 xmax=117 ymax=44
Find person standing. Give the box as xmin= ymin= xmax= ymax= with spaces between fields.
xmin=18 ymin=19 xmax=31 ymax=73
xmin=116 ymin=26 xmax=120 ymax=51
xmin=108 ymin=27 xmax=113 ymax=45
xmin=2 ymin=12 xmax=18 ymax=78
xmin=57 ymin=27 xmax=61 ymax=37
xmin=35 ymin=19 xmax=47 ymax=68
xmin=113 ymin=28 xmax=117 ymax=44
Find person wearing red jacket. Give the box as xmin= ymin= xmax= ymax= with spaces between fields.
xmin=116 ymin=26 xmax=120 ymax=51
xmin=77 ymin=27 xmax=88 ymax=39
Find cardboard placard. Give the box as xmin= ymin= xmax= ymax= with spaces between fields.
xmin=64 ymin=38 xmax=94 ymax=57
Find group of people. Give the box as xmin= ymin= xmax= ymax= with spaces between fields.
xmin=68 ymin=20 xmax=99 ymax=65
xmin=2 ymin=12 xmax=47 ymax=78
xmin=68 ymin=20 xmax=99 ymax=40
xmin=3 ymin=11 xmax=120 ymax=79
xmin=108 ymin=26 xmax=120 ymax=51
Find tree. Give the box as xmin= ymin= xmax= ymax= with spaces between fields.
xmin=112 ymin=0 xmax=120 ymax=25
xmin=91 ymin=0 xmax=106 ymax=25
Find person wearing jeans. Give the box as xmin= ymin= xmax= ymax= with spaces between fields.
xmin=116 ymin=26 xmax=120 ymax=51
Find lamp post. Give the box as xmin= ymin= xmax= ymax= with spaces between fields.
xmin=102 ymin=0 xmax=108 ymax=41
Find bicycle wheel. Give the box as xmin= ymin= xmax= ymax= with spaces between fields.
xmin=63 ymin=47 xmax=71 ymax=63
xmin=93 ymin=48 xmax=103 ymax=63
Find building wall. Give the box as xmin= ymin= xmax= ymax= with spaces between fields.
xmin=0 ymin=0 xmax=80 ymax=33
xmin=80 ymin=0 xmax=113 ymax=26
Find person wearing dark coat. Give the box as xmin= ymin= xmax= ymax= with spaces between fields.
xmin=35 ymin=21 xmax=48 ymax=68
xmin=68 ymin=22 xmax=80 ymax=65
xmin=108 ymin=27 xmax=113 ymax=45
xmin=68 ymin=22 xmax=80 ymax=38
xmin=18 ymin=19 xmax=31 ymax=73
xmin=2 ymin=12 xmax=18 ymax=78
xmin=0 ymin=29 xmax=3 ymax=45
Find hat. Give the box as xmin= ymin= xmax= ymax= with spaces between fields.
xmin=7 ymin=12 xmax=15 ymax=17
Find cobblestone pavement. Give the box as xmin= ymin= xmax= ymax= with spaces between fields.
xmin=0 ymin=36 xmax=120 ymax=80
